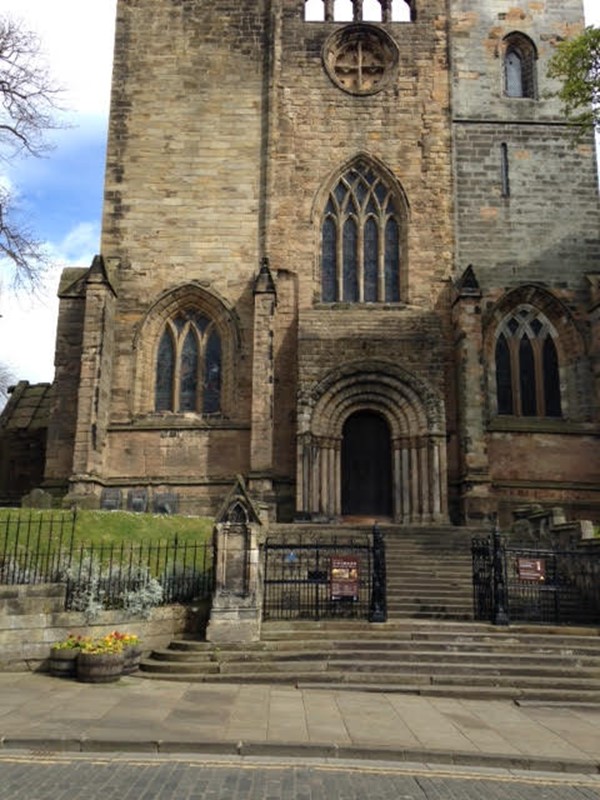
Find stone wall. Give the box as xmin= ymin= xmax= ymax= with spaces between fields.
xmin=13 ymin=0 xmax=598 ymax=523
xmin=450 ymin=0 xmax=600 ymax=288
xmin=0 ymin=584 xmax=209 ymax=672
xmin=43 ymin=270 xmax=87 ymax=492
xmin=448 ymin=0 xmax=600 ymax=521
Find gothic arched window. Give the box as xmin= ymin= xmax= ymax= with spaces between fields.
xmin=494 ymin=307 xmax=561 ymax=417
xmin=321 ymin=160 xmax=404 ymax=303
xmin=155 ymin=309 xmax=222 ymax=414
xmin=503 ymin=33 xmax=537 ymax=99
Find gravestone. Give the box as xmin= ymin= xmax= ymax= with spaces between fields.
xmin=101 ymin=488 xmax=122 ymax=511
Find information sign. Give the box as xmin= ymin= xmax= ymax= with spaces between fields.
xmin=517 ymin=557 xmax=545 ymax=582
xmin=331 ymin=557 xmax=359 ymax=600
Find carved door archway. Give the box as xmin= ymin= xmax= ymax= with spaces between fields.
xmin=341 ymin=411 xmax=392 ymax=517
xmin=296 ymin=361 xmax=448 ymax=524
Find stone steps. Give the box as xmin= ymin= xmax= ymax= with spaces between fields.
xmin=147 ymin=647 xmax=600 ymax=670
xmin=377 ymin=526 xmax=475 ymax=622
xmin=139 ymin=619 xmax=600 ymax=701
xmin=138 ymin=524 xmax=600 ymax=701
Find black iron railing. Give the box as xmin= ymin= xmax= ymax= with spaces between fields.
xmin=263 ymin=527 xmax=386 ymax=622
xmin=0 ymin=510 xmax=213 ymax=609
xmin=63 ymin=537 xmax=213 ymax=610
xmin=472 ymin=532 xmax=600 ymax=626
xmin=0 ymin=510 xmax=77 ymax=584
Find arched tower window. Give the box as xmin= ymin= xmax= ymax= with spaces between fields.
xmin=321 ymin=159 xmax=405 ymax=303
xmin=503 ymin=33 xmax=537 ymax=99
xmin=155 ymin=308 xmax=222 ymax=414
xmin=304 ymin=0 xmax=414 ymax=23
xmin=494 ymin=307 xmax=561 ymax=417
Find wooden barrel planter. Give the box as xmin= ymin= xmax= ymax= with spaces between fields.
xmin=76 ymin=651 xmax=125 ymax=683
xmin=49 ymin=647 xmax=80 ymax=678
xmin=122 ymin=645 xmax=143 ymax=675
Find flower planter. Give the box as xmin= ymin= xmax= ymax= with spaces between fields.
xmin=49 ymin=647 xmax=80 ymax=678
xmin=122 ymin=645 xmax=143 ymax=675
xmin=76 ymin=651 xmax=124 ymax=683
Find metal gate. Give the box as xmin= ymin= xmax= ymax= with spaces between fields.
xmin=472 ymin=533 xmax=600 ymax=626
xmin=263 ymin=528 xmax=386 ymax=622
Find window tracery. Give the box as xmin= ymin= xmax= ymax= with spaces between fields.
xmin=321 ymin=159 xmax=404 ymax=303
xmin=155 ymin=308 xmax=222 ymax=414
xmin=494 ymin=307 xmax=561 ymax=417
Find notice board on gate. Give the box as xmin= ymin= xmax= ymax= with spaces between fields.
xmin=516 ymin=557 xmax=545 ymax=582
xmin=331 ymin=557 xmax=359 ymax=600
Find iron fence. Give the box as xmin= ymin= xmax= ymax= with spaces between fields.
xmin=0 ymin=510 xmax=76 ymax=585
xmin=263 ymin=528 xmax=386 ymax=622
xmin=63 ymin=537 xmax=213 ymax=610
xmin=472 ymin=533 xmax=600 ymax=626
xmin=472 ymin=536 xmax=494 ymax=623
xmin=0 ymin=510 xmax=213 ymax=609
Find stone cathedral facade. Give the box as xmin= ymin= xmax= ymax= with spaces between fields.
xmin=2 ymin=0 xmax=599 ymax=525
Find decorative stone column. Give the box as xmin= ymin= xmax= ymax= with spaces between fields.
xmin=206 ymin=477 xmax=267 ymax=644
xmin=452 ymin=266 xmax=492 ymax=522
xmin=248 ymin=258 xmax=277 ymax=516
xmin=586 ymin=274 xmax=600 ymax=421
xmin=66 ymin=256 xmax=117 ymax=506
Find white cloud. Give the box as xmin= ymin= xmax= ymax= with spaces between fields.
xmin=51 ymin=222 xmax=100 ymax=264
xmin=0 ymin=219 xmax=99 ymax=384
xmin=1 ymin=0 xmax=117 ymax=117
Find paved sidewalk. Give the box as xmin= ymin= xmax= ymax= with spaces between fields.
xmin=0 ymin=673 xmax=599 ymax=773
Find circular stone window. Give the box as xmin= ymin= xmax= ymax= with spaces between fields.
xmin=323 ymin=24 xmax=398 ymax=96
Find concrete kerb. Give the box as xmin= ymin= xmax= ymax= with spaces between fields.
xmin=0 ymin=736 xmax=598 ymax=774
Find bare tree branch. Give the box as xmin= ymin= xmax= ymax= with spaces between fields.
xmin=0 ymin=184 xmax=49 ymax=292
xmin=0 ymin=360 xmax=15 ymax=408
xmin=0 ymin=14 xmax=63 ymax=292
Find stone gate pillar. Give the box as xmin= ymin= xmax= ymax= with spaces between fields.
xmin=206 ymin=477 xmax=267 ymax=644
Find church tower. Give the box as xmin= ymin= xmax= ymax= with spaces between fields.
xmin=39 ymin=0 xmax=598 ymax=526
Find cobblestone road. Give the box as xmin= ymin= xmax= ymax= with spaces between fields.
xmin=2 ymin=753 xmax=600 ymax=800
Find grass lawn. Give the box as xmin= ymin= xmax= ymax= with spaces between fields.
xmin=0 ymin=508 xmax=214 ymax=550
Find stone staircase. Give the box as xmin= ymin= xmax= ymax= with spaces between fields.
xmin=139 ymin=620 xmax=600 ymax=702
xmin=138 ymin=524 xmax=600 ymax=701
xmin=384 ymin=526 xmax=474 ymax=620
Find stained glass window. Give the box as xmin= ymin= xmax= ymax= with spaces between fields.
xmin=321 ymin=160 xmax=402 ymax=303
xmin=154 ymin=309 xmax=222 ymax=414
xmin=494 ymin=307 xmax=561 ymax=418
xmin=504 ymin=34 xmax=536 ymax=99
xmin=495 ymin=333 xmax=513 ymax=415
xmin=179 ymin=331 xmax=199 ymax=412
xmin=155 ymin=330 xmax=175 ymax=411
xmin=204 ymin=329 xmax=222 ymax=415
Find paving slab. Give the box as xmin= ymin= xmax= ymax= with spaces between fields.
xmin=0 ymin=673 xmax=598 ymax=773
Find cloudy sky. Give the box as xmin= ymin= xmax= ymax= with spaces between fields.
xmin=0 ymin=0 xmax=599 ymax=388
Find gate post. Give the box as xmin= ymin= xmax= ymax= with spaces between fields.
xmin=369 ymin=524 xmax=387 ymax=622
xmin=206 ymin=477 xmax=266 ymax=643
xmin=492 ymin=523 xmax=510 ymax=626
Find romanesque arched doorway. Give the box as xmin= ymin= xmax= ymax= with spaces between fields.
xmin=341 ymin=411 xmax=392 ymax=517
xmin=296 ymin=361 xmax=448 ymax=524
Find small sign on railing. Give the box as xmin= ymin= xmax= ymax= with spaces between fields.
xmin=516 ymin=557 xmax=545 ymax=582
xmin=331 ymin=556 xmax=359 ymax=600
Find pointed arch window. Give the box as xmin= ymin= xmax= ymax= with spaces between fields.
xmin=503 ymin=33 xmax=537 ymax=99
xmin=321 ymin=160 xmax=403 ymax=303
xmin=494 ymin=307 xmax=561 ymax=417
xmin=155 ymin=309 xmax=222 ymax=413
